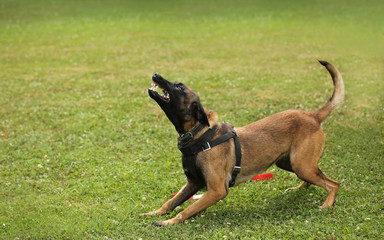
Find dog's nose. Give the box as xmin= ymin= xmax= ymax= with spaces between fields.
xmin=153 ymin=72 xmax=162 ymax=79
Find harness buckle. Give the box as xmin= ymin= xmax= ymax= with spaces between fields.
xmin=233 ymin=166 xmax=241 ymax=174
xmin=202 ymin=142 xmax=211 ymax=151
xmin=179 ymin=132 xmax=193 ymax=144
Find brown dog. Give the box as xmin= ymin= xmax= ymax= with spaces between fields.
xmin=140 ymin=60 xmax=344 ymax=226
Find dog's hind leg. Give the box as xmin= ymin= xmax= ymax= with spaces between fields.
xmin=290 ymin=135 xmax=339 ymax=208
xmin=294 ymin=167 xmax=339 ymax=208
xmin=139 ymin=180 xmax=202 ymax=217
xmin=275 ymin=154 xmax=312 ymax=192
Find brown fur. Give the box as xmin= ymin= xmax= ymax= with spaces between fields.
xmin=141 ymin=61 xmax=344 ymax=226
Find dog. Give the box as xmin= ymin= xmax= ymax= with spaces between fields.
xmin=140 ymin=60 xmax=344 ymax=226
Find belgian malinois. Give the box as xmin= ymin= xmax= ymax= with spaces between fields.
xmin=140 ymin=60 xmax=344 ymax=226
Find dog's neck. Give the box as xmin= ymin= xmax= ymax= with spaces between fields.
xmin=183 ymin=121 xmax=199 ymax=134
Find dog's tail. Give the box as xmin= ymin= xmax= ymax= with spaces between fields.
xmin=312 ymin=60 xmax=344 ymax=123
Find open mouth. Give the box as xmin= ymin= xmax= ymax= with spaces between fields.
xmin=149 ymin=82 xmax=170 ymax=102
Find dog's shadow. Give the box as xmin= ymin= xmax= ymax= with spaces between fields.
xmin=184 ymin=186 xmax=330 ymax=226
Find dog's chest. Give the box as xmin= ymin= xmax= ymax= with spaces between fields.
xmin=182 ymin=154 xmax=205 ymax=185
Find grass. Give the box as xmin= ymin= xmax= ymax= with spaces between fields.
xmin=0 ymin=0 xmax=383 ymax=239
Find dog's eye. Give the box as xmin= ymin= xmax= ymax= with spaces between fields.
xmin=175 ymin=83 xmax=184 ymax=90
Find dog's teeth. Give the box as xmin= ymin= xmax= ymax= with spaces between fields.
xmin=150 ymin=82 xmax=159 ymax=91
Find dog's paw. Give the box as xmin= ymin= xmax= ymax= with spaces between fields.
xmin=284 ymin=187 xmax=295 ymax=192
xmin=153 ymin=221 xmax=167 ymax=227
xmin=285 ymin=182 xmax=311 ymax=192
xmin=318 ymin=203 xmax=331 ymax=209
xmin=153 ymin=217 xmax=182 ymax=226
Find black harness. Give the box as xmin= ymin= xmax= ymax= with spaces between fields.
xmin=178 ymin=123 xmax=242 ymax=187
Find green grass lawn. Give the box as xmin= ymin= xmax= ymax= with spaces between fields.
xmin=1 ymin=0 xmax=383 ymax=239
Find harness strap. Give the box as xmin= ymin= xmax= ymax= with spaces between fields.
xmin=204 ymin=129 xmax=241 ymax=187
xmin=205 ymin=129 xmax=241 ymax=187
xmin=229 ymin=130 xmax=242 ymax=187
xmin=201 ymin=131 xmax=235 ymax=151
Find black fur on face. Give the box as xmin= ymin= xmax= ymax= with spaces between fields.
xmin=148 ymin=73 xmax=209 ymax=134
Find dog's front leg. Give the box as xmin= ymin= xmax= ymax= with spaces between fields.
xmin=154 ymin=183 xmax=228 ymax=226
xmin=139 ymin=180 xmax=201 ymax=217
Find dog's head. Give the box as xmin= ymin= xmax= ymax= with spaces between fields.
xmin=148 ymin=73 xmax=209 ymax=134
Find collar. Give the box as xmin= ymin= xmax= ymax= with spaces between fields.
xmin=178 ymin=123 xmax=206 ymax=146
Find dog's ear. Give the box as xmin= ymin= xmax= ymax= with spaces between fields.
xmin=192 ymin=101 xmax=210 ymax=127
